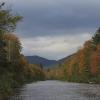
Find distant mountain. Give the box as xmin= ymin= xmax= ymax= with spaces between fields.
xmin=58 ymin=53 xmax=76 ymax=63
xmin=48 ymin=54 xmax=76 ymax=68
xmin=25 ymin=54 xmax=76 ymax=69
xmin=25 ymin=55 xmax=57 ymax=68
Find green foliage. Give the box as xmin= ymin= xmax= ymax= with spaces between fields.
xmin=0 ymin=3 xmax=45 ymax=100
xmin=0 ymin=7 xmax=22 ymax=33
xmin=92 ymin=28 xmax=100 ymax=46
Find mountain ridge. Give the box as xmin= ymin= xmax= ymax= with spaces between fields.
xmin=25 ymin=55 xmax=57 ymax=68
xmin=25 ymin=54 xmax=75 ymax=68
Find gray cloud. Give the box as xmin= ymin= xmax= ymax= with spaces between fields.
xmin=21 ymin=33 xmax=92 ymax=60
xmin=3 ymin=0 xmax=100 ymax=59
xmin=4 ymin=0 xmax=100 ymax=37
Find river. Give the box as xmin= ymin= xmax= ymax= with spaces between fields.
xmin=10 ymin=81 xmax=100 ymax=100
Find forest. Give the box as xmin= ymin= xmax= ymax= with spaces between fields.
xmin=0 ymin=3 xmax=45 ymax=100
xmin=47 ymin=28 xmax=100 ymax=83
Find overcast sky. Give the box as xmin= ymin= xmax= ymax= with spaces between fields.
xmin=2 ymin=0 xmax=100 ymax=60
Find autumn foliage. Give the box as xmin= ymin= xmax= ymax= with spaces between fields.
xmin=47 ymin=28 xmax=100 ymax=83
xmin=0 ymin=5 xmax=45 ymax=100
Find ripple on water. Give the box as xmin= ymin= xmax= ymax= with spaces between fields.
xmin=10 ymin=81 xmax=100 ymax=100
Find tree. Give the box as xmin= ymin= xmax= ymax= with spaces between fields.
xmin=0 ymin=4 xmax=22 ymax=33
xmin=0 ymin=3 xmax=22 ymax=67
xmin=0 ymin=3 xmax=22 ymax=99
xmin=92 ymin=28 xmax=100 ymax=46
xmin=4 ymin=33 xmax=22 ymax=62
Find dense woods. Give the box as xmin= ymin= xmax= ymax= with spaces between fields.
xmin=0 ymin=4 xmax=45 ymax=100
xmin=46 ymin=28 xmax=100 ymax=83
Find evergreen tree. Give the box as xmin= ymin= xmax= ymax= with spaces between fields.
xmin=92 ymin=28 xmax=100 ymax=45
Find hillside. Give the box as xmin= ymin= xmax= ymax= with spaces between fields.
xmin=58 ymin=53 xmax=76 ymax=63
xmin=25 ymin=55 xmax=57 ymax=68
xmin=46 ymin=28 xmax=100 ymax=83
xmin=25 ymin=54 xmax=75 ymax=69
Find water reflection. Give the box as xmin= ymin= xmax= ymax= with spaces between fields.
xmin=10 ymin=81 xmax=100 ymax=100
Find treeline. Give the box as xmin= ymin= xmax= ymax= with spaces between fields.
xmin=46 ymin=28 xmax=100 ymax=83
xmin=0 ymin=4 xmax=45 ymax=100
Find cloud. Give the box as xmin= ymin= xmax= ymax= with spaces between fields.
xmin=21 ymin=33 xmax=92 ymax=60
xmin=4 ymin=0 xmax=100 ymax=38
xmin=3 ymin=0 xmax=99 ymax=59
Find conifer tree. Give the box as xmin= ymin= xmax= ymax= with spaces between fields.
xmin=92 ymin=28 xmax=100 ymax=45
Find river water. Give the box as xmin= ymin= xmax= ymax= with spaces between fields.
xmin=10 ymin=81 xmax=100 ymax=100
